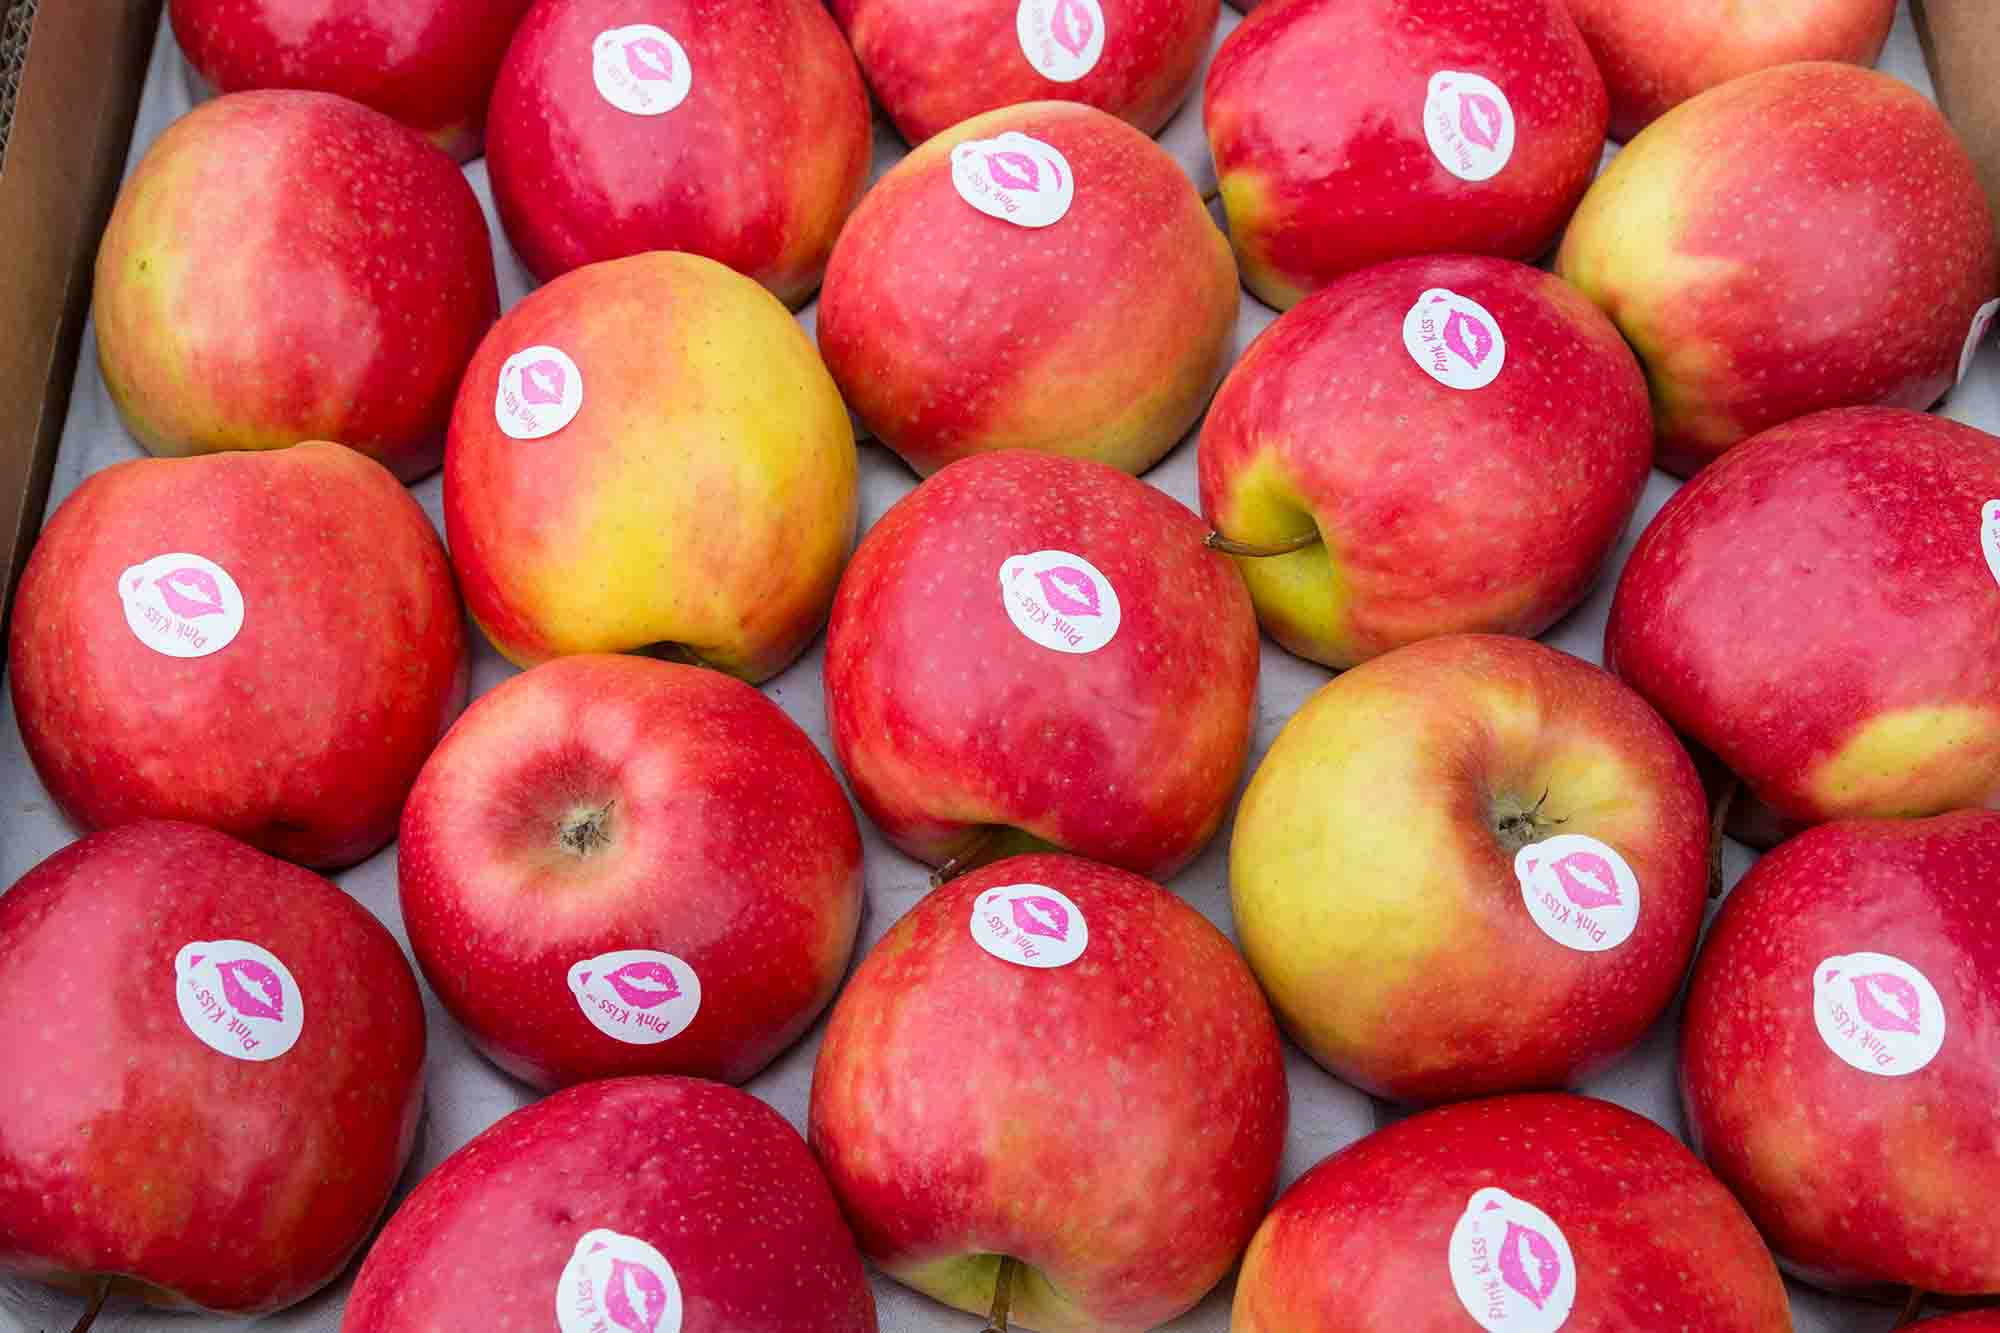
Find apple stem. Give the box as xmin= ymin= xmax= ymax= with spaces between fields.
xmin=983 ymin=1255 xmax=1019 ymax=1332
xmin=68 ymin=1279 xmax=108 ymax=1333
xmin=1205 ymin=529 xmax=1323 ymax=558
xmin=1894 ymin=1286 xmax=1925 ymax=1327
xmin=1707 ymin=777 xmax=1738 ymax=899
xmin=931 ymin=827 xmax=1000 ymax=887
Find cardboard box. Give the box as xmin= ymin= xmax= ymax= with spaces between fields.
xmin=1915 ymin=0 xmax=2000 ymax=253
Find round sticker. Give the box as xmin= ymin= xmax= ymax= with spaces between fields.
xmin=1981 ymin=499 xmax=2000 ymax=590
xmin=950 ymin=132 xmax=1075 ymax=229
xmin=1514 ymin=834 xmax=1640 ymax=954
xmin=119 ymin=553 xmax=245 ymax=659
xmin=174 ymin=940 xmax=304 ymax=1062
xmin=495 ymin=345 xmax=584 ymax=440
xmin=1448 ymin=1187 xmax=1577 ymax=1333
xmin=1404 ymin=288 xmax=1506 ymax=391
xmin=970 ymin=883 xmax=1089 ymax=969
xmin=591 ymin=24 xmax=692 ymax=117
xmin=568 ymin=950 xmax=702 ymax=1046
xmin=998 ymin=549 xmax=1121 ymax=654
xmin=1812 ymin=952 xmax=1947 ymax=1077
xmin=1016 ymin=0 xmax=1105 ymax=83
xmin=1424 ymin=70 xmax=1516 ymax=183
xmin=1959 ymin=297 xmax=2000 ymax=385
xmin=556 ymin=1229 xmax=684 ymax=1333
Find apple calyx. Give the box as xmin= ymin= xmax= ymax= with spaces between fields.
xmin=67 ymin=1277 xmax=109 ymax=1333
xmin=1490 ymin=787 xmax=1567 ymax=858
xmin=1204 ymin=528 xmax=1323 ymax=559
xmin=983 ymin=1254 xmax=1020 ymax=1333
xmin=558 ymin=800 xmax=618 ymax=857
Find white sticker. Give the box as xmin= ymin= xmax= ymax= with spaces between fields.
xmin=591 ymin=24 xmax=692 ymax=117
xmin=1981 ymin=500 xmax=2000 ymax=589
xmin=999 ymin=549 xmax=1121 ymax=654
xmin=568 ymin=950 xmax=702 ymax=1046
xmin=495 ymin=345 xmax=584 ymax=440
xmin=1404 ymin=288 xmax=1506 ymax=391
xmin=950 ymin=132 xmax=1075 ymax=229
xmin=1424 ymin=70 xmax=1515 ymax=182
xmin=1813 ymin=952 xmax=1946 ymax=1077
xmin=556 ymin=1229 xmax=683 ymax=1333
xmin=119 ymin=553 xmax=245 ymax=659
xmin=1448 ymin=1188 xmax=1577 ymax=1333
xmin=1960 ymin=297 xmax=2000 ymax=385
xmin=174 ymin=940 xmax=304 ymax=1062
xmin=1016 ymin=0 xmax=1105 ymax=83
xmin=1514 ymin=834 xmax=1641 ymax=954
xmin=970 ymin=884 xmax=1089 ymax=969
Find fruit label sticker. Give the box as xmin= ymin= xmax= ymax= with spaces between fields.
xmin=174 ymin=940 xmax=304 ymax=1062
xmin=557 ymin=1229 xmax=683 ymax=1333
xmin=1812 ymin=952 xmax=1946 ymax=1076
xmin=1960 ymin=297 xmax=2000 ymax=385
xmin=1424 ymin=71 xmax=1515 ymax=182
xmin=999 ymin=550 xmax=1121 ymax=653
xmin=119 ymin=553 xmax=245 ymax=659
xmin=592 ymin=25 xmax=692 ymax=117
xmin=1016 ymin=0 xmax=1105 ymax=83
xmin=1981 ymin=500 xmax=2000 ymax=589
xmin=1514 ymin=834 xmax=1640 ymax=953
xmin=569 ymin=950 xmax=702 ymax=1046
xmin=971 ymin=884 xmax=1089 ymax=969
xmin=496 ymin=345 xmax=584 ymax=440
xmin=1404 ymin=289 xmax=1506 ymax=391
xmin=1448 ymin=1188 xmax=1577 ymax=1333
xmin=951 ymin=132 xmax=1075 ymax=229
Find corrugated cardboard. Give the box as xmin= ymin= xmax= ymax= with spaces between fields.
xmin=1915 ymin=0 xmax=2000 ymax=252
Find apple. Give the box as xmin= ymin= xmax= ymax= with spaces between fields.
xmin=169 ymin=0 xmax=534 ymax=161
xmin=8 ymin=442 xmax=468 ymax=869
xmin=485 ymin=0 xmax=871 ymax=307
xmin=93 ymin=90 xmax=498 ymax=483
xmin=342 ymin=1076 xmax=875 ymax=1332
xmin=816 ymin=100 xmax=1237 ymax=477
xmin=823 ymin=449 xmax=1259 ymax=879
xmin=444 ymin=251 xmax=857 ymax=681
xmin=1234 ymin=1093 xmax=1791 ymax=1331
xmin=397 ymin=653 xmax=864 ymax=1090
xmin=1557 ymin=62 xmax=2000 ymax=476
xmin=1913 ymin=1317 xmax=2000 ymax=1331
xmin=1230 ymin=634 xmax=1709 ymax=1102
xmin=808 ymin=853 xmax=1287 ymax=1331
xmin=0 ymin=821 xmax=426 ymax=1319
xmin=1204 ymin=0 xmax=1608 ymax=310
xmin=1199 ymin=254 xmax=1651 ymax=669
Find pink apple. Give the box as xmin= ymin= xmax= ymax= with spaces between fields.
xmin=485 ymin=0 xmax=870 ymax=306
xmin=1205 ymin=0 xmax=1608 ymax=310
xmin=342 ymin=1076 xmax=874 ymax=1332
xmin=1681 ymin=811 xmax=2000 ymax=1295
xmin=0 ymin=821 xmax=426 ymax=1317
xmin=8 ymin=443 xmax=468 ymax=869
xmin=93 ymin=91 xmax=498 ymax=482
xmin=823 ymin=449 xmax=1259 ymax=879
xmin=809 ymin=854 xmax=1287 ymax=1331
xmin=1234 ymin=1093 xmax=1791 ymax=1331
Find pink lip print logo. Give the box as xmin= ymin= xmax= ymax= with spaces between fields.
xmin=1449 ymin=1187 xmax=1576 ymax=1333
xmin=1034 ymin=565 xmax=1101 ymax=618
xmin=1441 ymin=306 xmax=1495 ymax=371
xmin=557 ymin=1230 xmax=684 ymax=1333
xmin=213 ymin=956 xmax=286 ymax=1022
xmin=985 ymin=150 xmax=1044 ymax=192
xmin=605 ymin=1256 xmax=672 ymax=1333
xmin=120 ymin=552 xmax=246 ymax=659
xmin=1514 ymin=833 xmax=1640 ymax=954
xmin=174 ymin=940 xmax=305 ymax=1062
xmin=1011 ymin=895 xmax=1071 ymax=942
xmin=1812 ymin=952 xmax=1947 ymax=1077
xmin=569 ymin=950 xmax=702 ymax=1046
xmin=1550 ymin=850 xmax=1622 ymax=910
xmin=1051 ymin=0 xmax=1095 ymax=57
xmin=1459 ymin=91 xmax=1504 ymax=150
xmin=591 ymin=23 xmax=692 ymax=117
xmin=1850 ymin=971 xmax=1923 ymax=1035
xmin=1494 ymin=1208 xmax=1564 ymax=1311
xmin=154 ymin=566 xmax=227 ymax=619
xmin=952 ymin=132 xmax=1076 ymax=228
xmin=520 ymin=358 xmax=567 ymax=407
xmin=1000 ymin=549 xmax=1122 ymax=653
xmin=971 ymin=884 xmax=1090 ymax=968
xmin=1404 ymin=288 xmax=1506 ymax=391
xmin=497 ymin=345 xmax=584 ymax=440
xmin=600 ymin=960 xmax=681 ymax=1011
xmin=1424 ymin=70 xmax=1515 ymax=183
xmin=623 ymin=35 xmax=675 ymax=82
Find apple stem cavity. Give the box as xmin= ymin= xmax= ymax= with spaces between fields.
xmin=558 ymin=800 xmax=618 ymax=857
xmin=68 ymin=1278 xmax=109 ymax=1333
xmin=1490 ymin=786 xmax=1567 ymax=857
xmin=1205 ymin=529 xmax=1323 ymax=559
xmin=1707 ymin=777 xmax=1737 ymax=898
xmin=982 ymin=1254 xmax=1019 ymax=1332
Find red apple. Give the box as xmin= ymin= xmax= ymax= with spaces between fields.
xmin=0 ymin=821 xmax=426 ymax=1317
xmin=1913 ymin=1317 xmax=2000 ymax=1331
xmin=1234 ymin=1093 xmax=1791 ymax=1331
xmin=485 ymin=0 xmax=871 ymax=306
xmin=1204 ymin=0 xmax=1608 ymax=310
xmin=1199 ymin=254 xmax=1652 ymax=668
xmin=397 ymin=654 xmax=863 ymax=1089
xmin=342 ymin=1077 xmax=874 ymax=1332
xmin=169 ymin=0 xmax=534 ymax=161
xmin=8 ymin=443 xmax=468 ymax=869
xmin=823 ymin=449 xmax=1259 ymax=879
xmin=1681 ymin=811 xmax=2000 ymax=1296
xmin=93 ymin=90 xmax=498 ymax=482
xmin=808 ymin=854 xmax=1287 ymax=1331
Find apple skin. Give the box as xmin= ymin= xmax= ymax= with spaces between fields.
xmin=1230 ymin=634 xmax=1709 ymax=1102
xmin=93 ymin=90 xmax=498 ymax=483
xmin=808 ymin=854 xmax=1288 ymax=1332
xmin=8 ymin=442 xmax=468 ymax=870
xmin=829 ymin=0 xmax=1218 ymax=145
xmin=817 ymin=100 xmax=1237 ymax=477
xmin=822 ymin=449 xmax=1259 ymax=879
xmin=169 ymin=0 xmax=533 ymax=161
xmin=342 ymin=1076 xmax=875 ymax=1332
xmin=444 ymin=251 xmax=857 ymax=681
xmin=0 ymin=821 xmax=426 ymax=1315
xmin=1557 ymin=63 xmax=2000 ymax=477
xmin=1681 ymin=812 xmax=2000 ymax=1296
xmin=1233 ymin=1093 xmax=1791 ymax=1332
xmin=1199 ymin=254 xmax=1651 ymax=669
xmin=1913 ymin=1317 xmax=2000 ymax=1331
xmin=485 ymin=0 xmax=871 ymax=307
xmin=397 ymin=654 xmax=863 ymax=1090
xmin=1205 ymin=0 xmax=1607 ymax=310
